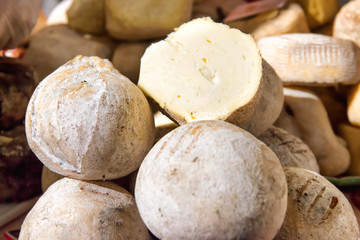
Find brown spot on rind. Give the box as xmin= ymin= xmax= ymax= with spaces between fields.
xmin=190 ymin=125 xmax=202 ymax=135
xmin=330 ymin=196 xmax=338 ymax=209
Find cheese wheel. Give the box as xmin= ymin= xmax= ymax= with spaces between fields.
xmin=19 ymin=178 xmax=149 ymax=240
xmin=67 ymin=0 xmax=105 ymax=34
xmin=275 ymin=167 xmax=360 ymax=240
xmin=258 ymin=33 xmax=360 ymax=85
xmin=348 ymin=83 xmax=360 ymax=127
xmin=274 ymin=87 xmax=350 ymax=176
xmin=105 ymin=0 xmax=193 ymax=40
xmin=333 ymin=0 xmax=360 ymax=48
xmin=229 ymin=3 xmax=309 ymax=41
xmin=25 ymin=55 xmax=155 ymax=180
xmin=135 ymin=120 xmax=287 ymax=240
xmin=138 ymin=17 xmax=263 ymax=128
xmin=338 ymin=123 xmax=360 ymax=176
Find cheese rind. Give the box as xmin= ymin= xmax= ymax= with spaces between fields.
xmin=258 ymin=33 xmax=360 ymax=85
xmin=138 ymin=18 xmax=263 ymax=126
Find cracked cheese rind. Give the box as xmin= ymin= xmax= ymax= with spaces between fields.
xmin=138 ymin=17 xmax=263 ymax=127
xmin=25 ymin=55 xmax=155 ymax=180
xmin=135 ymin=120 xmax=287 ymax=240
xmin=258 ymin=33 xmax=360 ymax=85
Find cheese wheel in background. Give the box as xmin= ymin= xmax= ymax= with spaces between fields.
xmin=333 ymin=0 xmax=360 ymax=47
xmin=274 ymin=87 xmax=350 ymax=176
xmin=46 ymin=0 xmax=73 ymax=26
xmin=67 ymin=0 xmax=105 ymax=34
xmin=293 ymin=0 xmax=339 ymax=29
xmin=338 ymin=123 xmax=360 ymax=176
xmin=135 ymin=120 xmax=287 ymax=240
xmin=275 ymin=167 xmax=360 ymax=240
xmin=111 ymin=41 xmax=151 ymax=84
xmin=258 ymin=126 xmax=320 ymax=173
xmin=348 ymin=83 xmax=360 ymax=127
xmin=26 ymin=55 xmax=155 ymax=180
xmin=258 ymin=33 xmax=360 ymax=86
xmin=23 ymin=24 xmax=115 ymax=81
xmin=19 ymin=178 xmax=149 ymax=240
xmin=138 ymin=17 xmax=263 ymax=129
xmin=228 ymin=3 xmax=310 ymax=41
xmin=105 ymin=0 xmax=193 ymax=40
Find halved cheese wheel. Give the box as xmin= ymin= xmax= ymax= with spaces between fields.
xmin=258 ymin=33 xmax=360 ymax=85
xmin=138 ymin=17 xmax=263 ymax=127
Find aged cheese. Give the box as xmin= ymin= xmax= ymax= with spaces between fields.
xmin=338 ymin=123 xmax=360 ymax=176
xmin=229 ymin=3 xmax=309 ymax=41
xmin=19 ymin=178 xmax=149 ymax=240
xmin=135 ymin=120 xmax=287 ymax=240
xmin=274 ymin=87 xmax=350 ymax=176
xmin=258 ymin=33 xmax=360 ymax=85
xmin=105 ymin=0 xmax=193 ymax=40
xmin=348 ymin=83 xmax=360 ymax=127
xmin=138 ymin=17 xmax=263 ymax=128
xmin=275 ymin=167 xmax=360 ymax=240
xmin=333 ymin=0 xmax=360 ymax=48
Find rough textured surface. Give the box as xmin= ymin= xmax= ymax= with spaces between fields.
xmin=333 ymin=0 xmax=360 ymax=47
xmin=242 ymin=60 xmax=283 ymax=136
xmin=19 ymin=178 xmax=149 ymax=240
xmin=229 ymin=3 xmax=309 ymax=41
xmin=67 ymin=0 xmax=105 ymax=34
xmin=274 ymin=87 xmax=350 ymax=176
xmin=275 ymin=167 xmax=360 ymax=240
xmin=105 ymin=0 xmax=193 ymax=40
xmin=23 ymin=24 xmax=115 ymax=80
xmin=258 ymin=126 xmax=319 ymax=172
xmin=138 ymin=18 xmax=263 ymax=128
xmin=258 ymin=33 xmax=360 ymax=85
xmin=26 ymin=55 xmax=155 ymax=180
xmin=135 ymin=120 xmax=287 ymax=240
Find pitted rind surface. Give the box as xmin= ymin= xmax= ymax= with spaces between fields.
xmin=25 ymin=55 xmax=155 ymax=180
xmin=135 ymin=120 xmax=287 ymax=240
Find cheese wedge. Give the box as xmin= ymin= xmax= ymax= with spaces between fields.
xmin=138 ymin=18 xmax=263 ymax=127
xmin=228 ymin=3 xmax=309 ymax=41
xmin=258 ymin=33 xmax=360 ymax=85
xmin=333 ymin=0 xmax=360 ymax=48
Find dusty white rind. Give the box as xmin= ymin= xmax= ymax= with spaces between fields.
xmin=275 ymin=167 xmax=360 ymax=240
xmin=105 ymin=0 xmax=193 ymax=40
xmin=258 ymin=126 xmax=319 ymax=173
xmin=333 ymin=0 xmax=360 ymax=48
xmin=258 ymin=33 xmax=360 ymax=85
xmin=135 ymin=120 xmax=287 ymax=240
xmin=19 ymin=178 xmax=149 ymax=240
xmin=242 ymin=60 xmax=283 ymax=136
xmin=348 ymin=83 xmax=360 ymax=127
xmin=274 ymin=87 xmax=350 ymax=176
xmin=138 ymin=17 xmax=263 ymax=127
xmin=25 ymin=55 xmax=155 ymax=180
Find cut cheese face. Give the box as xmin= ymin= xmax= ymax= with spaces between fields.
xmin=138 ymin=18 xmax=262 ymax=124
xmin=258 ymin=33 xmax=360 ymax=85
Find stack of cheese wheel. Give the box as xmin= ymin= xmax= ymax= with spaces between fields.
xmin=17 ymin=0 xmax=360 ymax=239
